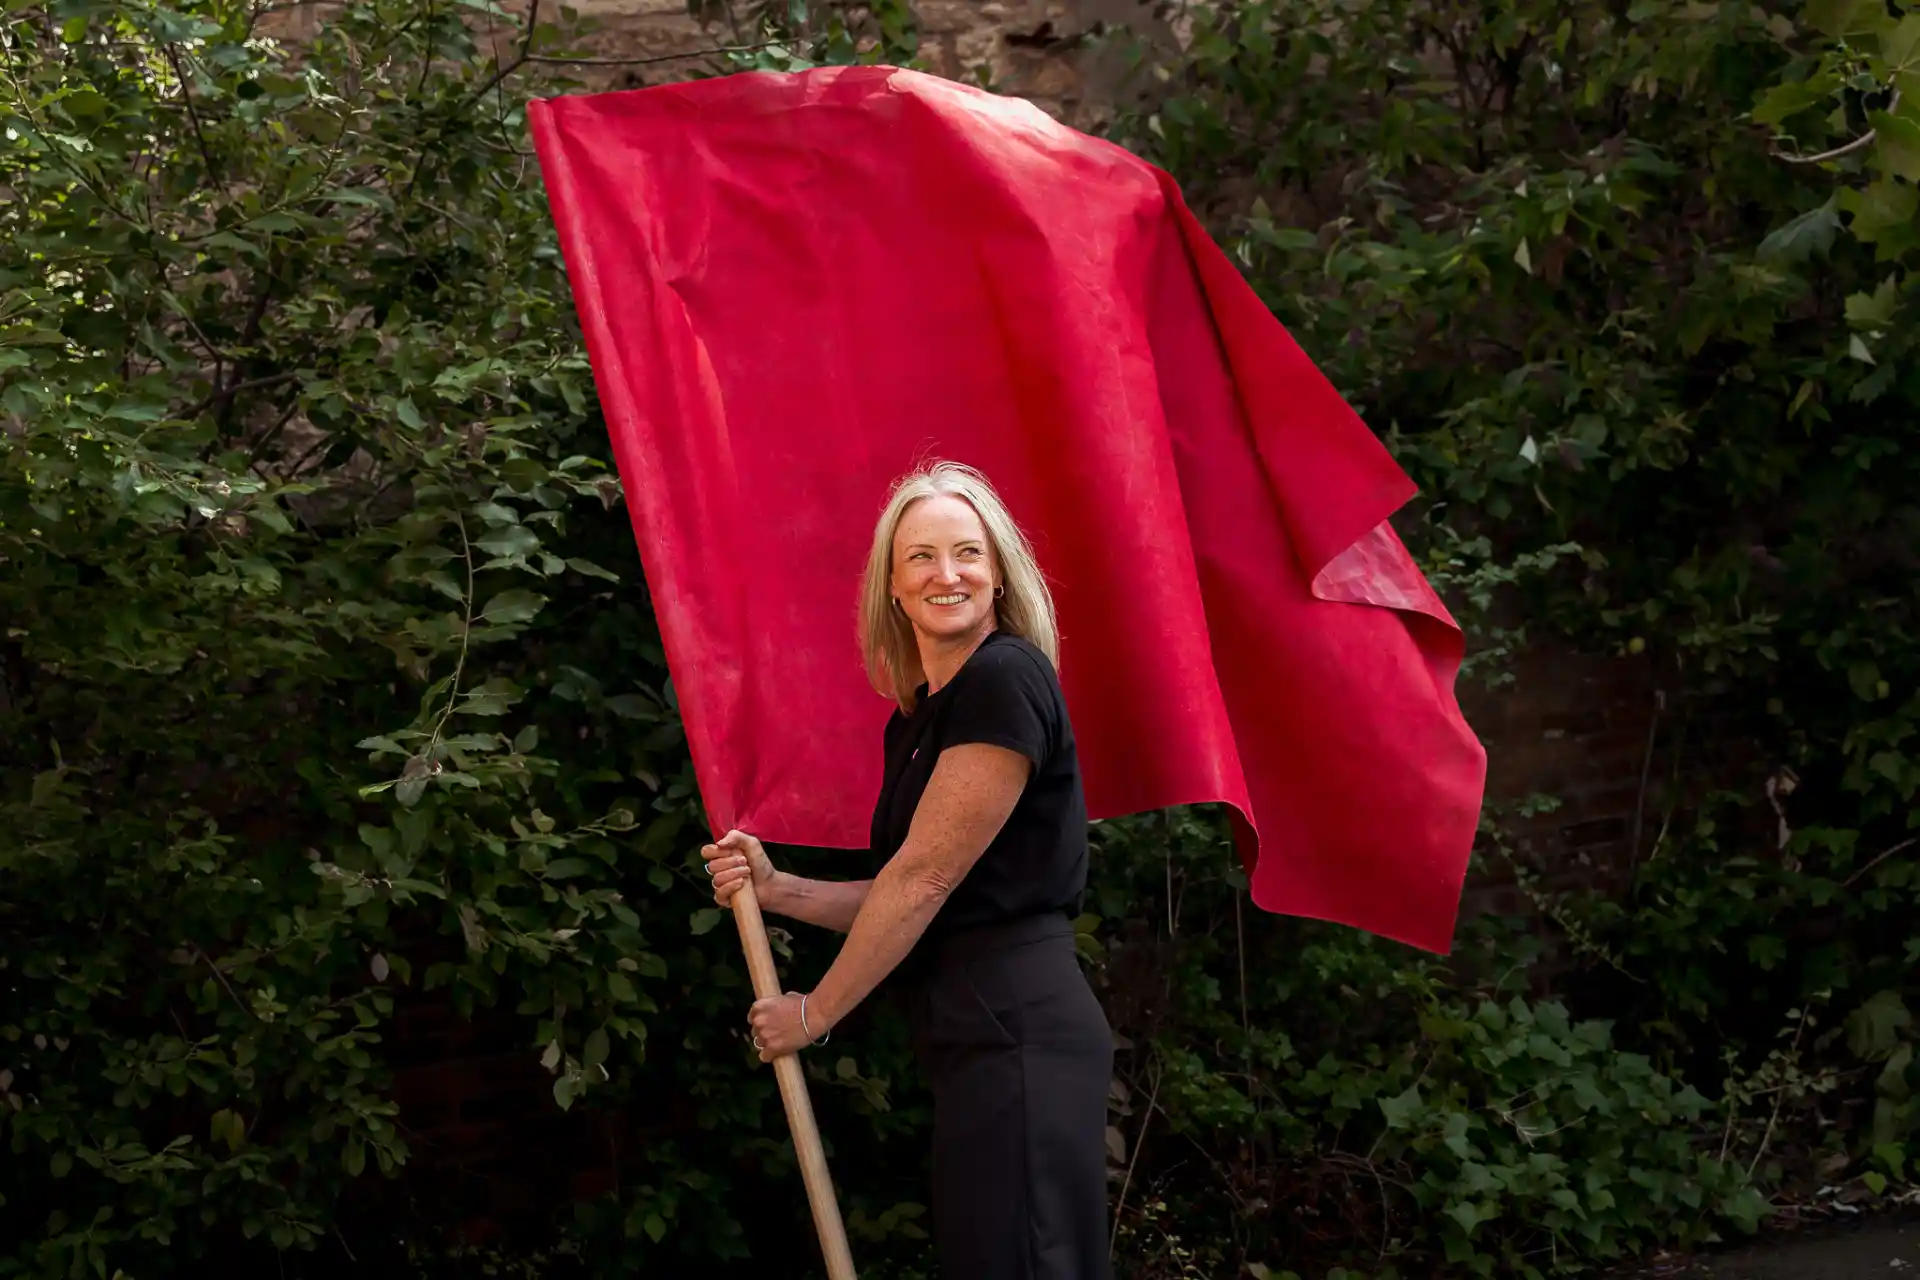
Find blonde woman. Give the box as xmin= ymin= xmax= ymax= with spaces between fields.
xmin=702 ymin=460 xmax=1113 ymax=1279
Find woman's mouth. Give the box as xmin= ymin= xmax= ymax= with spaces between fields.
xmin=926 ymin=593 xmax=968 ymax=606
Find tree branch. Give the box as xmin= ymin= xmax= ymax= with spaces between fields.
xmin=523 ymin=41 xmax=786 ymax=68
xmin=470 ymin=0 xmax=542 ymax=102
xmin=1843 ymin=836 xmax=1917 ymax=889
xmin=184 ymin=371 xmax=300 ymax=423
xmin=1775 ymin=90 xmax=1901 ymax=165
xmin=162 ymin=44 xmax=218 ymax=185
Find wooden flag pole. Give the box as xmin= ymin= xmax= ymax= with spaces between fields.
xmin=729 ymin=879 xmax=859 ymax=1280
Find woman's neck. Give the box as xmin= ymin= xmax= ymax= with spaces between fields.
xmin=919 ymin=622 xmax=997 ymax=695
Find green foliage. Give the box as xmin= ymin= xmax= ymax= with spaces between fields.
xmin=0 ymin=1 xmax=697 ymax=1270
xmin=1102 ymin=0 xmax=1920 ymax=1268
xmin=1084 ymin=813 xmax=1768 ymax=1279
xmin=5 ymin=0 xmax=1918 ymax=1276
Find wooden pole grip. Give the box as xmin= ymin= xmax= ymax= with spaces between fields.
xmin=730 ymin=881 xmax=859 ymax=1280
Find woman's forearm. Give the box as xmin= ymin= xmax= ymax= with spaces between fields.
xmin=803 ymin=859 xmax=947 ymax=1030
xmin=763 ymin=871 xmax=874 ymax=933
xmin=799 ymin=743 xmax=1029 ymax=1035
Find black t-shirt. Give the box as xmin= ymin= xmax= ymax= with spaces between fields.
xmin=869 ymin=631 xmax=1089 ymax=941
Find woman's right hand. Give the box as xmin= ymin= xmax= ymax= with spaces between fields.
xmin=701 ymin=829 xmax=777 ymax=908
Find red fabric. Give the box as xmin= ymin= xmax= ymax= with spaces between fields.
xmin=528 ymin=66 xmax=1486 ymax=953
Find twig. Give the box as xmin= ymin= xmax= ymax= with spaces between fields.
xmin=183 ymin=371 xmax=300 ymax=422
xmin=190 ymin=943 xmax=260 ymax=1022
xmin=278 ymin=430 xmax=335 ymax=480
xmin=1843 ymin=836 xmax=1917 ymax=889
xmin=470 ymin=0 xmax=542 ymax=102
xmin=162 ymin=44 xmax=218 ymax=183
xmin=1747 ymin=1004 xmax=1816 ymax=1180
xmin=246 ymin=399 xmax=303 ymax=463
xmin=524 ymin=41 xmax=786 ymax=68
xmin=1775 ymin=91 xmax=1901 ymax=165
xmin=426 ymin=515 xmax=477 ymax=752
xmin=1324 ymin=1151 xmax=1400 ymax=1264
xmin=399 ymin=0 xmax=540 ymax=204
xmin=1110 ymin=1062 xmax=1162 ymax=1258
xmin=1628 ymin=688 xmax=1664 ymax=869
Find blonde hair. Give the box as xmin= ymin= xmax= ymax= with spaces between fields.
xmin=857 ymin=461 xmax=1059 ymax=709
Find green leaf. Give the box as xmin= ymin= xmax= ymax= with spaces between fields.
xmin=1847 ymin=990 xmax=1912 ymax=1060
xmin=690 ymin=907 xmax=725 ymax=936
xmin=1845 ymin=278 xmax=1901 ymax=329
xmin=1751 ymin=72 xmax=1838 ymax=126
xmin=542 ymin=858 xmax=590 ymax=879
xmin=607 ymin=971 xmax=638 ymax=1003
xmin=1840 ymin=180 xmax=1919 ymax=241
xmin=1804 ymin=0 xmax=1879 ymax=36
xmin=211 ymin=1109 xmax=244 ymax=1153
xmin=604 ymin=693 xmax=656 ymax=720
xmin=566 ymin=557 xmax=622 ymax=582
xmin=479 ymin=589 xmax=545 ymax=625
xmin=475 ymin=524 xmax=541 ymax=559
xmin=1379 ymin=1084 xmax=1423 ymax=1130
xmin=1871 ymin=111 xmax=1920 ymax=182
xmin=1445 ymin=1200 xmax=1481 ymax=1235
xmin=584 ymin=1026 xmax=610 ymax=1069
xmin=502 ymin=456 xmax=549 ymax=491
xmin=458 ymin=678 xmax=524 ymax=716
xmin=320 ymin=186 xmax=393 ymax=210
xmin=1757 ymin=197 xmax=1840 ymax=264
xmin=1884 ymin=13 xmax=1920 ymax=65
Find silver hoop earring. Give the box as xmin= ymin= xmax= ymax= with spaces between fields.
xmin=993 ymin=585 xmax=1005 ymax=599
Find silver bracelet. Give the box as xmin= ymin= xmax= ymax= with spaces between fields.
xmin=800 ymin=993 xmax=830 ymax=1046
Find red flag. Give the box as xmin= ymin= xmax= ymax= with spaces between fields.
xmin=529 ymin=66 xmax=1486 ymax=953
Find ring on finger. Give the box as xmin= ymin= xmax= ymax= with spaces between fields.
xmin=705 ymin=861 xmax=717 ymax=876
xmin=752 ymin=1035 xmax=763 ymax=1051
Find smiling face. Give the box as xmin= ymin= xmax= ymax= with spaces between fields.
xmin=890 ymin=494 xmax=999 ymax=648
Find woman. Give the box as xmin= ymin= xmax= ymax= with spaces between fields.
xmin=700 ymin=460 xmax=1113 ymax=1279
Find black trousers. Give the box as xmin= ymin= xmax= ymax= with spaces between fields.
xmin=906 ymin=913 xmax=1115 ymax=1280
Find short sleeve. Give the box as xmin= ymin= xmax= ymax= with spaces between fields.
xmin=941 ymin=645 xmax=1056 ymax=766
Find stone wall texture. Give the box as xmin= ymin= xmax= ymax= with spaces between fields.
xmin=261 ymin=0 xmax=1139 ymax=118
xmin=557 ymin=0 xmax=1131 ymax=121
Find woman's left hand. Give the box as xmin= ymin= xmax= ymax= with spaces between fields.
xmin=747 ymin=991 xmax=821 ymax=1062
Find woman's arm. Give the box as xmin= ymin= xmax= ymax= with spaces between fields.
xmin=703 ymin=831 xmax=873 ymax=933
xmin=792 ymin=742 xmax=1029 ymax=1039
xmin=763 ymin=873 xmax=873 ymax=933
